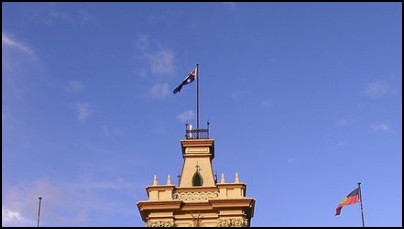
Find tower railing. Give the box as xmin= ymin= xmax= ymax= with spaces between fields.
xmin=185 ymin=122 xmax=210 ymax=139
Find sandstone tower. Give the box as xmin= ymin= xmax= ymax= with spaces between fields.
xmin=137 ymin=126 xmax=255 ymax=227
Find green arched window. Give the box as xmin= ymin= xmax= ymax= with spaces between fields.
xmin=192 ymin=172 xmax=203 ymax=186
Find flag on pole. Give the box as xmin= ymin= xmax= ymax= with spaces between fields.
xmin=335 ymin=188 xmax=360 ymax=216
xmin=173 ymin=67 xmax=197 ymax=94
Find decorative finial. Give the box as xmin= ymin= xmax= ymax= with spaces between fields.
xmin=167 ymin=174 xmax=172 ymax=185
xmin=235 ymin=172 xmax=240 ymax=183
xmin=221 ymin=173 xmax=225 ymax=183
xmin=153 ymin=175 xmax=158 ymax=185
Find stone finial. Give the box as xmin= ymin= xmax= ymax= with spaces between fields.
xmin=153 ymin=175 xmax=158 ymax=185
xmin=235 ymin=172 xmax=240 ymax=183
xmin=221 ymin=173 xmax=225 ymax=183
xmin=167 ymin=174 xmax=172 ymax=185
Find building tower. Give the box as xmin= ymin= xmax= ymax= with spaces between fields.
xmin=137 ymin=125 xmax=255 ymax=227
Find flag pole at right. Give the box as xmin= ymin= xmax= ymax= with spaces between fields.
xmin=358 ymin=182 xmax=365 ymax=227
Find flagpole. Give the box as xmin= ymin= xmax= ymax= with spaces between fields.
xmin=196 ymin=64 xmax=199 ymax=136
xmin=358 ymin=182 xmax=365 ymax=227
xmin=37 ymin=197 xmax=42 ymax=227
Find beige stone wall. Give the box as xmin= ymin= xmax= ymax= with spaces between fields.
xmin=137 ymin=139 xmax=255 ymax=227
xmin=179 ymin=155 xmax=216 ymax=188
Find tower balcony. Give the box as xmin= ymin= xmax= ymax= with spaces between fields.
xmin=185 ymin=122 xmax=210 ymax=139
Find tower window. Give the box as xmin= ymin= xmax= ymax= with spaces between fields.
xmin=192 ymin=172 xmax=203 ymax=186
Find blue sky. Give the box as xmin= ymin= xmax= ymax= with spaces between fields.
xmin=2 ymin=2 xmax=402 ymax=227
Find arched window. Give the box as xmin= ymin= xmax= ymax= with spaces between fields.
xmin=192 ymin=172 xmax=203 ymax=186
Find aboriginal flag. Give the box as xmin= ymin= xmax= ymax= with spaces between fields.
xmin=335 ymin=188 xmax=360 ymax=216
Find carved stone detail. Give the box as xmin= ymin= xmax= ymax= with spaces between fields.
xmin=173 ymin=191 xmax=219 ymax=201
xmin=217 ymin=218 xmax=248 ymax=227
xmin=146 ymin=221 xmax=175 ymax=227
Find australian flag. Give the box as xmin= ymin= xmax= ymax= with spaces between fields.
xmin=173 ymin=67 xmax=197 ymax=94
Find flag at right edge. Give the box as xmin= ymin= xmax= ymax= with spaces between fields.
xmin=335 ymin=187 xmax=360 ymax=216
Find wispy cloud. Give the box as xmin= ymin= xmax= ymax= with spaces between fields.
xmin=177 ymin=110 xmax=195 ymax=123
xmin=135 ymin=35 xmax=176 ymax=76
xmin=134 ymin=35 xmax=176 ymax=100
xmin=363 ymin=81 xmax=391 ymax=98
xmin=2 ymin=178 xmax=138 ymax=227
xmin=76 ymin=102 xmax=93 ymax=121
xmin=3 ymin=32 xmax=39 ymax=98
xmin=2 ymin=32 xmax=35 ymax=57
xmin=2 ymin=180 xmax=65 ymax=227
xmin=369 ymin=123 xmax=391 ymax=133
xmin=147 ymin=49 xmax=175 ymax=75
xmin=148 ymin=83 xmax=170 ymax=99
xmin=67 ymin=80 xmax=85 ymax=92
xmin=2 ymin=207 xmax=34 ymax=227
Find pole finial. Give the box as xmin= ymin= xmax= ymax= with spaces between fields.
xmin=153 ymin=175 xmax=158 ymax=186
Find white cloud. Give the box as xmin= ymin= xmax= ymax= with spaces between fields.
xmin=177 ymin=110 xmax=195 ymax=123
xmin=67 ymin=80 xmax=85 ymax=92
xmin=76 ymin=102 xmax=93 ymax=121
xmin=2 ymin=180 xmax=65 ymax=227
xmin=363 ymin=81 xmax=390 ymax=98
xmin=2 ymin=178 xmax=138 ymax=227
xmin=134 ymin=35 xmax=176 ymax=100
xmin=2 ymin=207 xmax=34 ymax=227
xmin=146 ymin=49 xmax=175 ymax=75
xmin=3 ymin=32 xmax=39 ymax=102
xmin=135 ymin=35 xmax=176 ymax=76
xmin=370 ymin=123 xmax=391 ymax=133
xmin=148 ymin=83 xmax=169 ymax=99
xmin=2 ymin=33 xmax=34 ymax=57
